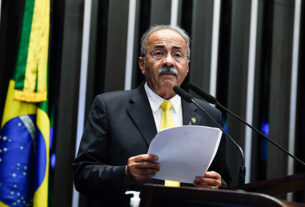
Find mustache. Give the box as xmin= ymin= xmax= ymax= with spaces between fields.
xmin=158 ymin=67 xmax=178 ymax=76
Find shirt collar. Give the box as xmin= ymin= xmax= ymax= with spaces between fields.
xmin=144 ymin=82 xmax=181 ymax=113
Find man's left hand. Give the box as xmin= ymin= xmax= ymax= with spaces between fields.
xmin=193 ymin=171 xmax=222 ymax=189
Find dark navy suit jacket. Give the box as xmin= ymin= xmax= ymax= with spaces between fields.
xmin=73 ymin=83 xmax=231 ymax=204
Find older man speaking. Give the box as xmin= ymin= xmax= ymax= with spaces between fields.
xmin=73 ymin=25 xmax=231 ymax=206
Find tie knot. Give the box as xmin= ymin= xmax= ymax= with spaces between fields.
xmin=160 ymin=100 xmax=173 ymax=111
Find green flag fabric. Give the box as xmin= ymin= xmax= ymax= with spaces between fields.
xmin=0 ymin=0 xmax=50 ymax=206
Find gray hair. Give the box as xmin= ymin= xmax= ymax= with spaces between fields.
xmin=140 ymin=25 xmax=191 ymax=59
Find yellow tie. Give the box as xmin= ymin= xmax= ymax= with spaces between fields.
xmin=160 ymin=101 xmax=180 ymax=187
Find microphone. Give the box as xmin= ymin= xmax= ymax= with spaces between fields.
xmin=173 ymin=86 xmax=246 ymax=189
xmin=187 ymin=83 xmax=217 ymax=104
xmin=187 ymin=82 xmax=305 ymax=168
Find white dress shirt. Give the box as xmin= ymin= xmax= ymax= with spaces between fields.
xmin=144 ymin=82 xmax=183 ymax=132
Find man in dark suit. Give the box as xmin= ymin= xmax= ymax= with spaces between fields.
xmin=73 ymin=25 xmax=231 ymax=205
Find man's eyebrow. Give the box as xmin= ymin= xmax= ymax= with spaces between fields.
xmin=152 ymin=45 xmax=184 ymax=51
xmin=152 ymin=45 xmax=166 ymax=50
xmin=172 ymin=46 xmax=183 ymax=51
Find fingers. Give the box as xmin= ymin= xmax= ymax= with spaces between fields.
xmin=128 ymin=166 xmax=159 ymax=176
xmin=193 ymin=180 xmax=210 ymax=188
xmin=130 ymin=154 xmax=159 ymax=162
xmin=126 ymin=154 xmax=160 ymax=183
xmin=194 ymin=176 xmax=221 ymax=187
xmin=204 ymin=171 xmax=221 ymax=179
xmin=193 ymin=171 xmax=222 ymax=189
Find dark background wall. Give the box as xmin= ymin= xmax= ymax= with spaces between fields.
xmin=1 ymin=0 xmax=304 ymax=206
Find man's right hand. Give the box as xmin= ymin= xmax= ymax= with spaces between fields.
xmin=125 ymin=154 xmax=160 ymax=183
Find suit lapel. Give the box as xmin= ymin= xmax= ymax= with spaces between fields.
xmin=182 ymin=99 xmax=199 ymax=125
xmin=127 ymin=84 xmax=157 ymax=146
xmin=183 ymin=99 xmax=210 ymax=126
xmin=183 ymin=99 xmax=217 ymax=126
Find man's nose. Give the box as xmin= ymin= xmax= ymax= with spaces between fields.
xmin=162 ymin=53 xmax=175 ymax=67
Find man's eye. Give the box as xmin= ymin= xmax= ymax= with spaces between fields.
xmin=154 ymin=51 xmax=164 ymax=56
xmin=173 ymin=53 xmax=182 ymax=58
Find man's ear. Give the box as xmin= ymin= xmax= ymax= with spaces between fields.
xmin=186 ymin=60 xmax=190 ymax=74
xmin=138 ymin=56 xmax=145 ymax=75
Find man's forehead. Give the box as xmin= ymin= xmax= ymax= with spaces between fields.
xmin=147 ymin=29 xmax=187 ymax=49
xmin=149 ymin=30 xmax=184 ymax=40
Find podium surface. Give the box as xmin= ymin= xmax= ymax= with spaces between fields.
xmin=140 ymin=184 xmax=287 ymax=207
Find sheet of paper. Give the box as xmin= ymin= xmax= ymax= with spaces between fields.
xmin=148 ymin=125 xmax=222 ymax=183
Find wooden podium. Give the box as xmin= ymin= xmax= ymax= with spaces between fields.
xmin=140 ymin=173 xmax=305 ymax=207
xmin=242 ymin=172 xmax=305 ymax=199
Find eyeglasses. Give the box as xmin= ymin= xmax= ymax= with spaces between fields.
xmin=148 ymin=50 xmax=187 ymax=62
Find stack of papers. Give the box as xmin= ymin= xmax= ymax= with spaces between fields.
xmin=148 ymin=125 xmax=222 ymax=183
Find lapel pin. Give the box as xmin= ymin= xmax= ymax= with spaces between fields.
xmin=189 ymin=117 xmax=197 ymax=125
xmin=191 ymin=117 xmax=196 ymax=124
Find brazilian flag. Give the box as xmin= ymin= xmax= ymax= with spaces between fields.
xmin=0 ymin=0 xmax=50 ymax=206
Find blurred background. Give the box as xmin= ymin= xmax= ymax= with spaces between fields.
xmin=0 ymin=0 xmax=304 ymax=206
